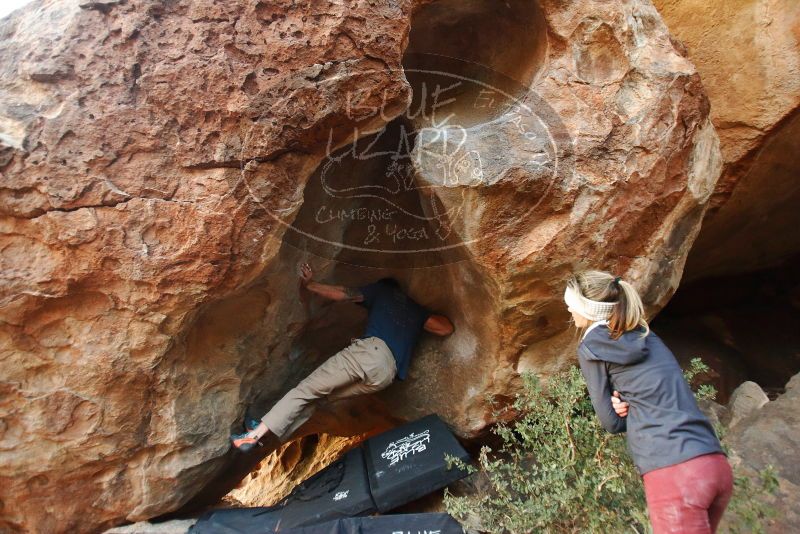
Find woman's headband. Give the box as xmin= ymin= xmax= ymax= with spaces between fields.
xmin=564 ymin=285 xmax=617 ymax=322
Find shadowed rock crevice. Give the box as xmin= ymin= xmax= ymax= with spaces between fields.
xmin=654 ymin=254 xmax=800 ymax=403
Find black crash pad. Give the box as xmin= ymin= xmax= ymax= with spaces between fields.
xmin=363 ymin=414 xmax=471 ymax=512
xmin=280 ymin=513 xmax=465 ymax=534
xmin=190 ymin=415 xmax=471 ymax=533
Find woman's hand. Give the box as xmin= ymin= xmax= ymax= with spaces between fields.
xmin=611 ymin=391 xmax=629 ymax=418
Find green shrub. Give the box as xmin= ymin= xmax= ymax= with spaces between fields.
xmin=445 ymin=366 xmax=649 ymax=533
xmin=683 ymin=357 xmax=718 ymax=402
xmin=726 ymin=466 xmax=778 ymax=534
xmin=444 ymin=359 xmax=777 ymax=534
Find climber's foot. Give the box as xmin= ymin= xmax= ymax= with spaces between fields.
xmin=244 ymin=417 xmax=261 ymax=432
xmin=230 ymin=432 xmax=261 ymax=452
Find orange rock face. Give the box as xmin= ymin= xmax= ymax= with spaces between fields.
xmin=653 ymin=0 xmax=800 ymax=280
xmin=0 ymin=0 xmax=720 ymax=531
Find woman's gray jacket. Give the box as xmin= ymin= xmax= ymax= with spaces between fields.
xmin=578 ymin=324 xmax=724 ymax=475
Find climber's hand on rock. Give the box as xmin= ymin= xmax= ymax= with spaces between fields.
xmin=611 ymin=391 xmax=629 ymax=418
xmin=299 ymin=263 xmax=313 ymax=286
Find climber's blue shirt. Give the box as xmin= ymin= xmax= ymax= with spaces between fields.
xmin=358 ymin=279 xmax=431 ymax=381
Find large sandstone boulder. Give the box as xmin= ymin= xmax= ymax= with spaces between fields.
xmin=0 ymin=0 xmax=720 ymax=531
xmin=652 ymin=0 xmax=800 ymax=280
xmin=0 ymin=0 xmax=411 ymax=531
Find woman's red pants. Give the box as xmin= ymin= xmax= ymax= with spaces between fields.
xmin=642 ymin=453 xmax=734 ymax=534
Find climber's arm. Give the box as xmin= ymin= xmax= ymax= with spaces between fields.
xmin=305 ymin=282 xmax=364 ymax=302
xmin=299 ymin=263 xmax=364 ymax=302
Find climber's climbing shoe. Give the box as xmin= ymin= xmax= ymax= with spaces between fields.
xmin=230 ymin=432 xmax=261 ymax=452
xmin=244 ymin=418 xmax=261 ymax=432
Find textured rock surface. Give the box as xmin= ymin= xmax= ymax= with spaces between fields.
xmin=727 ymin=373 xmax=800 ymax=483
xmin=0 ymin=0 xmax=720 ymax=531
xmin=226 ymin=433 xmax=361 ymax=507
xmin=727 ymin=380 xmax=770 ymax=428
xmin=652 ymin=0 xmax=800 ymax=280
xmin=725 ymin=372 xmax=800 ymax=532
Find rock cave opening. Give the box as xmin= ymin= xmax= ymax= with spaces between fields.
xmin=262 ymin=0 xmax=554 ymax=446
xmin=653 ymin=260 xmax=800 ymax=405
xmin=270 ymin=0 xmax=554 ymax=421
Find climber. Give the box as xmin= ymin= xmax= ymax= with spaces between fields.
xmin=230 ymin=264 xmax=454 ymax=451
xmin=564 ymin=271 xmax=732 ymax=534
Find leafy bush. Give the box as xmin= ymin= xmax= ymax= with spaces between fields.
xmin=683 ymin=357 xmax=718 ymax=402
xmin=444 ymin=359 xmax=777 ymax=534
xmin=445 ymin=366 xmax=649 ymax=533
xmin=726 ymin=466 xmax=778 ymax=534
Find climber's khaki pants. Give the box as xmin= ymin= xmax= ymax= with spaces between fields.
xmin=261 ymin=336 xmax=396 ymax=441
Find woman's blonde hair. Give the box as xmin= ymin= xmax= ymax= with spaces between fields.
xmin=567 ymin=270 xmax=649 ymax=339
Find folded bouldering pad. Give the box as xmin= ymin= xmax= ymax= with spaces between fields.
xmin=363 ymin=414 xmax=471 ymax=512
xmin=280 ymin=512 xmax=465 ymax=534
